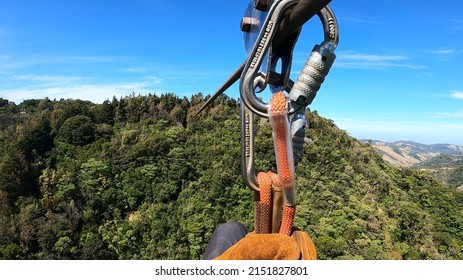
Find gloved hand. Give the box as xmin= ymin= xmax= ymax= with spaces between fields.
xmin=214 ymin=230 xmax=317 ymax=260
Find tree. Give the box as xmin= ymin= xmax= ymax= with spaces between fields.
xmin=50 ymin=99 xmax=93 ymax=133
xmin=91 ymin=100 xmax=114 ymax=125
xmin=58 ymin=115 xmax=95 ymax=146
xmin=0 ymin=151 xmax=39 ymax=200
xmin=1 ymin=94 xmax=463 ymax=260
xmin=16 ymin=113 xmax=53 ymax=160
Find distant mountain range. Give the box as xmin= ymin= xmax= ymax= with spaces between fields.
xmin=363 ymin=140 xmax=463 ymax=167
xmin=364 ymin=140 xmax=463 ymax=189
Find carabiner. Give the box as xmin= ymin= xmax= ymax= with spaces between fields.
xmin=240 ymin=3 xmax=339 ymax=119
xmin=289 ymin=5 xmax=338 ymax=111
xmin=240 ymin=2 xmax=339 ymax=192
xmin=240 ymin=0 xmax=300 ymax=119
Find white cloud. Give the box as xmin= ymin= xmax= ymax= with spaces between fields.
xmin=11 ymin=74 xmax=82 ymax=84
xmin=429 ymin=49 xmax=455 ymax=55
xmin=415 ymin=72 xmax=433 ymax=78
xmin=0 ymin=82 xmax=166 ymax=104
xmin=338 ymin=53 xmax=406 ymax=61
xmin=450 ymin=91 xmax=463 ymax=100
xmin=433 ymin=111 xmax=463 ymax=119
xmin=450 ymin=19 xmax=463 ymax=32
xmin=0 ymin=54 xmax=128 ymax=71
xmin=335 ymin=51 xmax=425 ymax=70
xmin=426 ymin=48 xmax=463 ymax=61
xmin=0 ymin=51 xmax=223 ymax=103
xmin=145 ymin=76 xmax=163 ymax=85
xmin=0 ymin=71 xmax=166 ymax=104
xmin=45 ymin=55 xmax=128 ymax=64
xmin=338 ymin=12 xmax=381 ymax=25
xmin=126 ymin=67 xmax=148 ymax=73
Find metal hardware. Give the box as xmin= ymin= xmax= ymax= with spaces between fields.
xmin=194 ymin=0 xmax=339 ymax=238
xmin=254 ymin=0 xmax=273 ymax=11
xmin=288 ymin=5 xmax=338 ymax=166
xmin=240 ymin=0 xmax=300 ymax=119
xmin=240 ymin=3 xmax=339 ymax=118
xmin=289 ymin=5 xmax=338 ymax=109
xmin=240 ymin=1 xmax=339 ymax=191
xmin=192 ymin=0 xmax=334 ymax=119
xmin=240 ymin=16 xmax=256 ymax=32
xmin=193 ymin=0 xmax=339 ymax=193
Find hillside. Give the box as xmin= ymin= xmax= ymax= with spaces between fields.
xmin=413 ymin=154 xmax=463 ymax=190
xmin=1 ymin=95 xmax=463 ymax=260
xmin=365 ymin=140 xmax=463 ymax=167
xmin=365 ymin=140 xmax=463 ymax=189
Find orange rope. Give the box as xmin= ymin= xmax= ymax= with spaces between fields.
xmin=255 ymin=172 xmax=272 ymax=234
xmin=269 ymin=92 xmax=292 ymax=185
xmin=280 ymin=205 xmax=296 ymax=235
xmin=270 ymin=91 xmax=296 ymax=236
xmin=254 ymin=91 xmax=296 ymax=236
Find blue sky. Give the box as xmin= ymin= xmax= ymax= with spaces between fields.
xmin=1 ymin=0 xmax=463 ymax=145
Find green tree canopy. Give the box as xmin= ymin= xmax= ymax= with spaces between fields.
xmin=58 ymin=115 xmax=95 ymax=146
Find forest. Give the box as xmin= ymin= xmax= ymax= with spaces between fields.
xmin=0 ymin=94 xmax=462 ymax=260
xmin=413 ymin=154 xmax=463 ymax=189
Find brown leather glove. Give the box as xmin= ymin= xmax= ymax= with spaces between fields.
xmin=214 ymin=230 xmax=317 ymax=260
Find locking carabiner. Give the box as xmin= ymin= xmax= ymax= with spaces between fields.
xmin=289 ymin=5 xmax=338 ymax=111
xmin=289 ymin=5 xmax=339 ymax=166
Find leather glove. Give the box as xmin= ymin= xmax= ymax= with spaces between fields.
xmin=214 ymin=230 xmax=317 ymax=260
